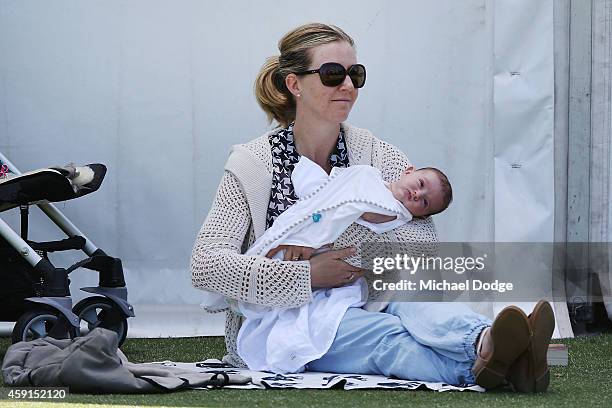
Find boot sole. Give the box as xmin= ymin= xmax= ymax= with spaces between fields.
xmin=509 ymin=300 xmax=555 ymax=393
xmin=473 ymin=306 xmax=531 ymax=389
xmin=530 ymin=300 xmax=555 ymax=393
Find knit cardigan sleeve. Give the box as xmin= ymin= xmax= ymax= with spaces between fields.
xmin=190 ymin=170 xmax=313 ymax=309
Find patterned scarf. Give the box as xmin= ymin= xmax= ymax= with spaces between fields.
xmin=266 ymin=123 xmax=349 ymax=228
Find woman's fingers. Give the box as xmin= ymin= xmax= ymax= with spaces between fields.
xmin=301 ymin=247 xmax=315 ymax=260
xmin=309 ymin=248 xmax=364 ymax=288
xmin=265 ymin=245 xmax=287 ymax=258
xmin=342 ymin=264 xmax=366 ymax=277
xmin=268 ymin=245 xmax=353 ymax=261
xmin=333 ymin=269 xmax=363 ymax=287
xmin=266 ymin=245 xmax=317 ymax=261
xmin=284 ymin=247 xmax=296 ymax=261
xmin=325 ymin=259 xmax=365 ymax=287
xmin=349 ymin=265 xmax=367 ymax=275
xmin=330 ymin=247 xmax=357 ymax=260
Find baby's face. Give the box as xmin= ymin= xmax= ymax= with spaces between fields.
xmin=391 ymin=167 xmax=446 ymax=217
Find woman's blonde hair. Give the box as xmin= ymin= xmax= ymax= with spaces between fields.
xmin=254 ymin=23 xmax=355 ymax=127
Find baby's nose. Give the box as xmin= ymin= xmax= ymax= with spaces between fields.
xmin=412 ymin=190 xmax=419 ymax=200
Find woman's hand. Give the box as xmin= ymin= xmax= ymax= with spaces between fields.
xmin=309 ymin=247 xmax=366 ymax=289
xmin=266 ymin=245 xmax=316 ymax=261
xmin=360 ymin=212 xmax=398 ymax=224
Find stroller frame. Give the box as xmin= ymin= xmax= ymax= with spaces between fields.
xmin=0 ymin=151 xmax=134 ymax=344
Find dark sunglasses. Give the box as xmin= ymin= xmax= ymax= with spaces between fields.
xmin=295 ymin=62 xmax=366 ymax=88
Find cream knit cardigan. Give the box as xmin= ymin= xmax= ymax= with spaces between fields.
xmin=190 ymin=123 xmax=438 ymax=367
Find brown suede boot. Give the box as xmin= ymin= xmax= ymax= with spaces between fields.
xmin=506 ymin=300 xmax=555 ymax=392
xmin=472 ymin=306 xmax=531 ymax=389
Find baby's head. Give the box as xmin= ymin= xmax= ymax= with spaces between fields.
xmin=390 ymin=166 xmax=452 ymax=218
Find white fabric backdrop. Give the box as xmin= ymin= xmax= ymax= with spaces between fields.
xmin=0 ymin=0 xmax=555 ymax=336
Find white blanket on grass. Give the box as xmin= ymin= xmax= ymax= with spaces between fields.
xmin=236 ymin=157 xmax=412 ymax=373
xmin=152 ymin=359 xmax=484 ymax=392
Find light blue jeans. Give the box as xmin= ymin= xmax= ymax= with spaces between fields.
xmin=306 ymin=302 xmax=492 ymax=385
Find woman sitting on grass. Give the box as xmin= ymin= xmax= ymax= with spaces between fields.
xmin=190 ymin=22 xmax=554 ymax=392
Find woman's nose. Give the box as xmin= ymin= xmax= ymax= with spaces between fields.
xmin=339 ymin=74 xmax=355 ymax=90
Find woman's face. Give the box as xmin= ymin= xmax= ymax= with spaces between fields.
xmin=294 ymin=41 xmax=359 ymax=125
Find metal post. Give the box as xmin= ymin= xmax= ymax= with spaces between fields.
xmin=591 ymin=0 xmax=612 ymax=320
xmin=553 ymin=0 xmax=575 ymax=337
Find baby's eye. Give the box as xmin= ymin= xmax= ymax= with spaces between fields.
xmin=424 ymin=199 xmax=429 ymax=208
xmin=419 ymin=179 xmax=424 ymax=187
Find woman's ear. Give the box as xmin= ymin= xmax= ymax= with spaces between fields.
xmin=285 ymin=73 xmax=301 ymax=97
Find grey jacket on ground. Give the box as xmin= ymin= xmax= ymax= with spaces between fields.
xmin=2 ymin=328 xmax=250 ymax=393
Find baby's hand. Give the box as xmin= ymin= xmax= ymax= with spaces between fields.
xmin=360 ymin=212 xmax=398 ymax=224
xmin=266 ymin=245 xmax=317 ymax=261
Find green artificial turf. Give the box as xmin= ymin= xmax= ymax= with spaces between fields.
xmin=1 ymin=334 xmax=611 ymax=408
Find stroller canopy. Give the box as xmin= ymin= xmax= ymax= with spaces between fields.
xmin=0 ymin=164 xmax=106 ymax=212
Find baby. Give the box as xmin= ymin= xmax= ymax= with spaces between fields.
xmin=232 ymin=157 xmax=454 ymax=374
xmin=362 ymin=165 xmax=452 ymax=221
xmin=262 ymin=158 xmax=452 ymax=260
xmin=268 ymin=161 xmax=453 ymax=261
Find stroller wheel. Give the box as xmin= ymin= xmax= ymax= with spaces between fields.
xmin=12 ymin=307 xmax=78 ymax=344
xmin=73 ymin=296 xmax=128 ymax=346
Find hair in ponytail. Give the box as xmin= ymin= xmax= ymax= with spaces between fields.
xmin=254 ymin=23 xmax=355 ymax=127
xmin=254 ymin=56 xmax=295 ymax=128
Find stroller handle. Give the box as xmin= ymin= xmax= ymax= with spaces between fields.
xmin=1 ymin=151 xmax=100 ymax=256
xmin=29 ymin=236 xmax=86 ymax=252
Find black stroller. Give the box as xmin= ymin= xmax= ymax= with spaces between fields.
xmin=0 ymin=152 xmax=133 ymax=345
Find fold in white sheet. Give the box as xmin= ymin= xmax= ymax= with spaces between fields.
xmin=246 ymin=157 xmax=412 ymax=256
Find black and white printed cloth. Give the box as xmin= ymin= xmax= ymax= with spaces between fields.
xmin=152 ymin=360 xmax=485 ymax=392
xmin=266 ymin=122 xmax=349 ymax=228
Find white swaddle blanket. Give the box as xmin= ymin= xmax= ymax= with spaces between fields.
xmin=235 ymin=157 xmax=413 ymax=373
